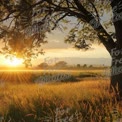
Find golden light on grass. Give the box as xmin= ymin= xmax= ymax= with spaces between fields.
xmin=4 ymin=57 xmax=24 ymax=67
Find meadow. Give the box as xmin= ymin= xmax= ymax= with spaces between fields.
xmin=0 ymin=69 xmax=122 ymax=122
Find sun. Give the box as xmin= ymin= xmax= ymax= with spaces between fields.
xmin=5 ymin=57 xmax=24 ymax=67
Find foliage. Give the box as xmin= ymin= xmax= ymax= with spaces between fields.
xmin=38 ymin=62 xmax=49 ymax=68
xmin=77 ymin=64 xmax=81 ymax=67
xmin=54 ymin=61 xmax=67 ymax=68
xmin=0 ymin=0 xmax=117 ymax=66
xmin=83 ymin=64 xmax=87 ymax=67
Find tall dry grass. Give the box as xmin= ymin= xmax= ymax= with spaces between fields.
xmin=0 ymin=79 xmax=121 ymax=122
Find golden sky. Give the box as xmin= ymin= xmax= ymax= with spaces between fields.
xmin=0 ymin=29 xmax=111 ymax=68
xmin=0 ymin=11 xmax=113 ymax=68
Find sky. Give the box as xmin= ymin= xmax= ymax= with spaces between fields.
xmin=33 ymin=11 xmax=113 ymax=66
xmin=32 ymin=11 xmax=114 ymax=66
xmin=42 ymin=29 xmax=111 ymax=57
xmin=41 ymin=33 xmax=110 ymax=58
xmin=0 ymin=27 xmax=112 ymax=67
xmin=0 ymin=10 xmax=113 ymax=68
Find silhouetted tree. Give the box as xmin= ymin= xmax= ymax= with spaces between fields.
xmin=38 ymin=62 xmax=48 ymax=69
xmin=77 ymin=64 xmax=81 ymax=67
xmin=83 ymin=64 xmax=87 ymax=68
xmin=89 ymin=65 xmax=93 ymax=68
xmin=54 ymin=61 xmax=67 ymax=68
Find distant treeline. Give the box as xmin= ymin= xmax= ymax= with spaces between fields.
xmin=36 ymin=61 xmax=109 ymax=70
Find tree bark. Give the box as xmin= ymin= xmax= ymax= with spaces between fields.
xmin=110 ymin=48 xmax=122 ymax=100
xmin=110 ymin=0 xmax=122 ymax=100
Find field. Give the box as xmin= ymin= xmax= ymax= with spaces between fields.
xmin=0 ymin=69 xmax=122 ymax=122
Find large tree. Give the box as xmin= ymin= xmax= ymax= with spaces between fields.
xmin=0 ymin=0 xmax=122 ymax=100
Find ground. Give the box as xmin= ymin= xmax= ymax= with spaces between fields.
xmin=0 ymin=69 xmax=122 ymax=122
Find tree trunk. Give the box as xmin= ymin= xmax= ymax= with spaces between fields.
xmin=110 ymin=48 xmax=122 ymax=100
xmin=109 ymin=0 xmax=122 ymax=101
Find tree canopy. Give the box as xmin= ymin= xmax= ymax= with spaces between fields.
xmin=0 ymin=0 xmax=120 ymax=66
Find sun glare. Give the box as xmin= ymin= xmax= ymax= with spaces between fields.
xmin=5 ymin=57 xmax=24 ymax=67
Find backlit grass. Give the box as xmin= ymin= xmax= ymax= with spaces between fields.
xmin=0 ymin=79 xmax=122 ymax=122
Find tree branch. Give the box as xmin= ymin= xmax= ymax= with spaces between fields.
xmin=73 ymin=0 xmax=116 ymax=53
xmin=88 ymin=0 xmax=100 ymax=22
xmin=0 ymin=10 xmax=16 ymax=22
xmin=52 ymin=13 xmax=69 ymax=30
